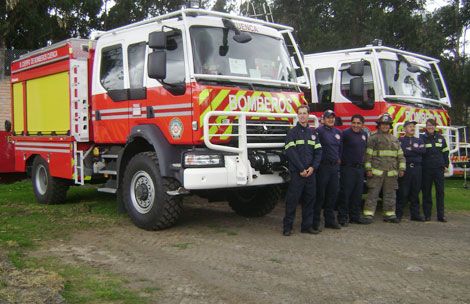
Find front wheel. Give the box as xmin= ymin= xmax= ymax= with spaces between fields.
xmin=122 ymin=152 xmax=183 ymax=230
xmin=31 ymin=156 xmax=69 ymax=204
xmin=228 ymin=185 xmax=280 ymax=217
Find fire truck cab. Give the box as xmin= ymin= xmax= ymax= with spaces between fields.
xmin=8 ymin=8 xmax=311 ymax=230
xmin=303 ymin=44 xmax=468 ymax=175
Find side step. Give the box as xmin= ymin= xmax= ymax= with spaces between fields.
xmin=97 ymin=179 xmax=117 ymax=194
xmin=97 ymin=187 xmax=117 ymax=194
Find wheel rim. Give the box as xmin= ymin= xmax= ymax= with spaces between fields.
xmin=130 ymin=170 xmax=155 ymax=214
xmin=35 ymin=164 xmax=48 ymax=195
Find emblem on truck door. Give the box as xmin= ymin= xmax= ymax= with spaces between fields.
xmin=169 ymin=118 xmax=183 ymax=139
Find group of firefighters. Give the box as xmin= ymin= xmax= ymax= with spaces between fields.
xmin=282 ymin=105 xmax=450 ymax=236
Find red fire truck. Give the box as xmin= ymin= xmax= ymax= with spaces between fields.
xmin=303 ymin=43 xmax=469 ymax=176
xmin=3 ymin=8 xmax=312 ymax=229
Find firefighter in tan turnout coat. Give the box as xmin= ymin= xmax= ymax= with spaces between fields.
xmin=363 ymin=114 xmax=406 ymax=223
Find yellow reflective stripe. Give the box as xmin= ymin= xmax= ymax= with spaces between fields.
xmin=365 ymin=162 xmax=372 ymax=169
xmin=425 ymin=144 xmax=433 ymax=148
xmin=399 ymin=162 xmax=406 ymax=170
xmin=285 ymin=142 xmax=296 ymax=150
xmin=387 ymin=170 xmax=398 ymax=177
xmin=314 ymin=143 xmax=322 ymax=149
xmin=366 ymin=148 xmax=374 ymax=155
xmin=384 ymin=211 xmax=396 ymax=217
xmin=398 ymin=149 xmax=404 ymax=155
xmin=307 ymin=140 xmax=315 ymax=146
xmin=371 ymin=168 xmax=384 ymax=176
xmin=377 ymin=150 xmax=398 ymax=157
xmin=296 ymin=140 xmax=305 ymax=145
xmin=435 ymin=143 xmax=443 ymax=147
xmin=363 ymin=210 xmax=374 ymax=216
xmin=442 ymin=147 xmax=449 ymax=152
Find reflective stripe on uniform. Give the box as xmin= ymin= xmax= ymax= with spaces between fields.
xmin=314 ymin=143 xmax=322 ymax=149
xmin=376 ymin=150 xmax=398 ymax=157
xmin=295 ymin=140 xmax=305 ymax=145
xmin=384 ymin=211 xmax=396 ymax=217
xmin=363 ymin=210 xmax=374 ymax=216
xmin=442 ymin=147 xmax=449 ymax=152
xmin=307 ymin=140 xmax=315 ymax=146
xmin=366 ymin=148 xmax=374 ymax=155
xmin=398 ymin=149 xmax=404 ymax=155
xmin=425 ymin=144 xmax=433 ymax=148
xmin=435 ymin=143 xmax=443 ymax=147
xmin=371 ymin=168 xmax=384 ymax=176
xmin=285 ymin=142 xmax=296 ymax=150
xmin=387 ymin=170 xmax=398 ymax=177
xmin=399 ymin=162 xmax=406 ymax=170
xmin=365 ymin=162 xmax=372 ymax=169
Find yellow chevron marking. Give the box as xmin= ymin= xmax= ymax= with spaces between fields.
xmin=393 ymin=107 xmax=406 ymax=124
xmin=289 ymin=94 xmax=302 ymax=108
xmin=440 ymin=112 xmax=448 ymax=126
xmin=211 ymin=89 xmax=230 ymax=111
xmin=387 ymin=106 xmax=396 ymax=116
xmin=198 ymin=88 xmax=212 ymax=105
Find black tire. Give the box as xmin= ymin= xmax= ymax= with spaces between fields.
xmin=228 ymin=185 xmax=280 ymax=217
xmin=31 ymin=156 xmax=69 ymax=204
xmin=122 ymin=151 xmax=183 ymax=230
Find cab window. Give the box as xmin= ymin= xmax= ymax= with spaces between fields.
xmin=100 ymin=45 xmax=124 ymax=91
xmin=340 ymin=61 xmax=374 ymax=104
xmin=165 ymin=33 xmax=185 ymax=85
xmin=128 ymin=42 xmax=146 ymax=89
xmin=315 ymin=68 xmax=334 ymax=104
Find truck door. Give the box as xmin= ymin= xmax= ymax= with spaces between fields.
xmin=92 ymin=42 xmax=130 ymax=143
xmin=334 ymin=60 xmax=377 ymax=126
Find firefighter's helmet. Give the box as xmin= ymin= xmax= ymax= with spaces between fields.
xmin=376 ymin=113 xmax=393 ymax=125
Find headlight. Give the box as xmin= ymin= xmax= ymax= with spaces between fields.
xmin=183 ymin=153 xmax=224 ymax=168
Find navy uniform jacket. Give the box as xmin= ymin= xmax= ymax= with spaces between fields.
xmin=285 ymin=123 xmax=323 ymax=173
xmin=399 ymin=136 xmax=425 ymax=164
xmin=420 ymin=132 xmax=450 ymax=168
xmin=317 ymin=125 xmax=342 ymax=163
xmin=341 ymin=128 xmax=367 ymax=165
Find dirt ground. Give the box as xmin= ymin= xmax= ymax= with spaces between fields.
xmin=37 ymin=197 xmax=470 ymax=304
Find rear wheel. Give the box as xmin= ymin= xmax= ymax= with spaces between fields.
xmin=31 ymin=156 xmax=69 ymax=204
xmin=122 ymin=152 xmax=183 ymax=230
xmin=228 ymin=185 xmax=280 ymax=217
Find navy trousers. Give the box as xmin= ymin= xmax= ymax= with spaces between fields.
xmin=283 ymin=173 xmax=316 ymax=232
xmin=396 ymin=164 xmax=422 ymax=219
xmin=422 ymin=167 xmax=445 ymax=219
xmin=337 ymin=166 xmax=364 ymax=222
xmin=314 ymin=164 xmax=339 ymax=228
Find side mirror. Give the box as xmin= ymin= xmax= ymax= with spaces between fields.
xmin=349 ymin=62 xmax=364 ymax=76
xmin=407 ymin=65 xmax=420 ymax=73
xmin=349 ymin=77 xmax=364 ymax=102
xmin=4 ymin=120 xmax=12 ymax=132
xmin=233 ymin=32 xmax=252 ymax=44
xmin=148 ymin=51 xmax=167 ymax=79
xmin=148 ymin=31 xmax=167 ymax=49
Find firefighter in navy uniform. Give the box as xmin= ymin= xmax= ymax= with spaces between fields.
xmin=396 ymin=120 xmax=426 ymax=222
xmin=337 ymin=114 xmax=370 ymax=225
xmin=283 ymin=105 xmax=323 ymax=236
xmin=420 ymin=118 xmax=450 ymax=222
xmin=313 ymin=110 xmax=342 ymax=231
xmin=363 ymin=113 xmax=406 ymax=223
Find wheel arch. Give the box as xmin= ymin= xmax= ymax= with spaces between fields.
xmin=119 ymin=125 xmax=184 ymax=181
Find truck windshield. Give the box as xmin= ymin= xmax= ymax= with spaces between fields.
xmin=190 ymin=26 xmax=296 ymax=85
xmin=380 ymin=59 xmax=440 ymax=102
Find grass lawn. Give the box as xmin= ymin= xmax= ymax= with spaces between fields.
xmin=0 ymin=178 xmax=468 ymax=302
xmin=442 ymin=178 xmax=470 ymax=211
xmin=0 ymin=180 xmax=153 ymax=303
